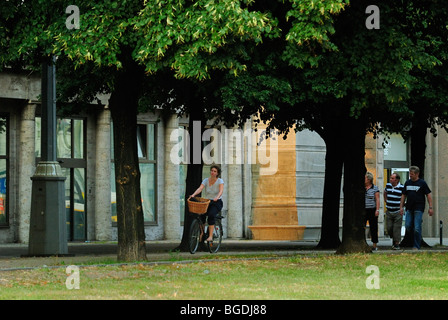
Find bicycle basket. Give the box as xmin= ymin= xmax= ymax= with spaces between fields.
xmin=187 ymin=197 xmax=210 ymax=214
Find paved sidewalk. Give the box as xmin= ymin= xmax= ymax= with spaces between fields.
xmin=0 ymin=238 xmax=446 ymax=270
xmin=0 ymin=239 xmax=317 ymax=270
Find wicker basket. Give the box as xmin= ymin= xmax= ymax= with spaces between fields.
xmin=187 ymin=197 xmax=210 ymax=214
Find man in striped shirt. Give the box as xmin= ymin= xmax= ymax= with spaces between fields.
xmin=384 ymin=173 xmax=405 ymax=249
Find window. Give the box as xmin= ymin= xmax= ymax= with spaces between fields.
xmin=138 ymin=123 xmax=157 ymax=223
xmin=178 ymin=125 xmax=188 ymax=224
xmin=111 ymin=123 xmax=157 ymax=224
xmin=35 ymin=118 xmax=84 ymax=159
xmin=0 ymin=115 xmax=8 ymax=226
xmin=383 ymin=133 xmax=409 ymax=169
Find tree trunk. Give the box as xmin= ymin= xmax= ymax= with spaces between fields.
xmin=174 ymin=105 xmax=206 ymax=252
xmin=109 ymin=60 xmax=147 ymax=261
xmin=336 ymin=118 xmax=371 ymax=254
xmin=317 ymin=135 xmax=343 ymax=249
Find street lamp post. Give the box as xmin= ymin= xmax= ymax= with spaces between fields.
xmin=27 ymin=57 xmax=68 ymax=256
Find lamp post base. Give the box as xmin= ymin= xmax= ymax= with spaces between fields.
xmin=28 ymin=161 xmax=68 ymax=256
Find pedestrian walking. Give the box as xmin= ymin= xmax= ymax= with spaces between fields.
xmin=365 ymin=172 xmax=380 ymax=251
xmin=400 ymin=166 xmax=433 ymax=250
xmin=384 ymin=173 xmax=404 ymax=249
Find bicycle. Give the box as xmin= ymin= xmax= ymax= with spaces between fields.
xmin=188 ymin=211 xmax=223 ymax=254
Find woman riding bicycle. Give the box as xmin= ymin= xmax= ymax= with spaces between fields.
xmin=188 ymin=165 xmax=224 ymax=242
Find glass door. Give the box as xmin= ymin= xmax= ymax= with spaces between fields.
xmin=36 ymin=117 xmax=87 ymax=241
xmin=61 ymin=167 xmax=86 ymax=241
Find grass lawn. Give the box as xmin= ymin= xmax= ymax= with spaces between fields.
xmin=0 ymin=252 xmax=447 ymax=300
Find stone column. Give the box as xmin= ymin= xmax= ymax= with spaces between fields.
xmin=249 ymin=121 xmax=305 ymax=240
xmin=433 ymin=129 xmax=448 ymax=239
xmin=226 ymin=127 xmax=244 ymax=238
xmin=425 ymin=131 xmax=439 ymax=237
xmin=242 ymin=120 xmax=253 ymax=238
xmin=18 ymin=102 xmax=37 ymax=243
xmin=94 ymin=107 xmax=112 ymax=240
xmin=164 ymin=114 xmax=180 ymax=239
xmin=365 ymin=133 xmax=385 ymax=237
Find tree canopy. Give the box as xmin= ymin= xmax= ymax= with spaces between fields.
xmin=217 ymin=0 xmax=448 ymax=252
xmin=1 ymin=0 xmax=347 ymax=258
xmin=3 ymin=0 xmax=447 ymax=255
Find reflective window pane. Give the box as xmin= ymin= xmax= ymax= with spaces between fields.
xmin=179 ymin=164 xmax=187 ymax=224
xmin=110 ymin=122 xmax=114 ymax=160
xmin=57 ymin=118 xmax=72 ymax=158
xmin=63 ymin=168 xmax=86 ymax=241
xmin=140 ymin=163 xmax=155 ymax=222
xmin=137 ymin=124 xmax=147 ymax=158
xmin=111 ymin=123 xmax=157 ymax=224
xmin=0 ymin=115 xmax=7 ymax=225
xmin=0 ymin=159 xmax=6 ymax=224
xmin=73 ymin=119 xmax=84 ymax=159
xmin=36 ymin=117 xmax=85 ymax=159
xmin=35 ymin=117 xmax=41 ymax=158
xmin=62 ymin=167 xmax=71 ymax=240
xmin=147 ymin=124 xmax=155 ymax=161
xmin=178 ymin=126 xmax=187 ymax=162
xmin=73 ymin=168 xmax=86 ymax=240
xmin=110 ymin=163 xmax=117 ymax=223
xmin=110 ymin=163 xmax=156 ymax=223
xmin=0 ymin=117 xmax=6 ymax=156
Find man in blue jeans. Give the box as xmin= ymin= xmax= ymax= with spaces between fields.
xmin=400 ymin=166 xmax=434 ymax=250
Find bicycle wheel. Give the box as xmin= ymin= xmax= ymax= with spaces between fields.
xmin=208 ymin=219 xmax=222 ymax=253
xmin=189 ymin=218 xmax=201 ymax=254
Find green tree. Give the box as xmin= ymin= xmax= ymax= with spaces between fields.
xmin=219 ymin=0 xmax=448 ymax=253
xmin=375 ymin=0 xmax=448 ymax=248
xmin=1 ymin=0 xmax=276 ymax=261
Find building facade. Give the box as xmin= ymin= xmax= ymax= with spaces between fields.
xmin=0 ymin=71 xmax=446 ymax=244
xmin=0 ymin=71 xmax=256 ymax=243
xmin=294 ymin=129 xmax=448 ymax=241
